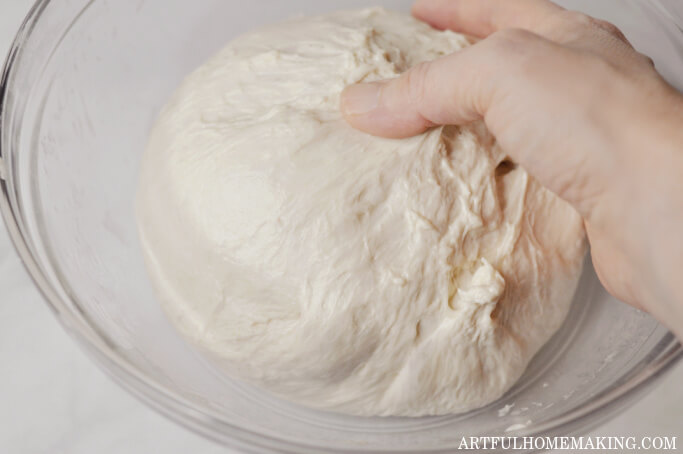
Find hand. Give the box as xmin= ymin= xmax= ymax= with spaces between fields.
xmin=341 ymin=0 xmax=683 ymax=339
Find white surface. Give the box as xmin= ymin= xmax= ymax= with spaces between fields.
xmin=0 ymin=1 xmax=681 ymax=453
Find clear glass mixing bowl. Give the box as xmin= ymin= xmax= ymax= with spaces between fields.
xmin=1 ymin=0 xmax=681 ymax=452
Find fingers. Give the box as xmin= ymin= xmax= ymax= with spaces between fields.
xmin=412 ymin=0 xmax=631 ymax=53
xmin=412 ymin=0 xmax=563 ymax=38
xmin=341 ymin=29 xmax=549 ymax=139
xmin=341 ymin=57 xmax=472 ymax=139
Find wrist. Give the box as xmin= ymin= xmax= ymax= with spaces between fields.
xmin=594 ymin=82 xmax=683 ymax=336
xmin=628 ymin=90 xmax=683 ymax=336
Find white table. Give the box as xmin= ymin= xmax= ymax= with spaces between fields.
xmin=0 ymin=1 xmax=681 ymax=452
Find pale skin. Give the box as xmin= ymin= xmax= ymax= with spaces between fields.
xmin=341 ymin=0 xmax=683 ymax=340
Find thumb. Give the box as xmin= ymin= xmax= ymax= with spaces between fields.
xmin=340 ymin=47 xmax=490 ymax=138
xmin=340 ymin=29 xmax=542 ymax=138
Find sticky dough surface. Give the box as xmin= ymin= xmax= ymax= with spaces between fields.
xmin=137 ymin=8 xmax=586 ymax=416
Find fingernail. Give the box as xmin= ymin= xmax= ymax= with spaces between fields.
xmin=342 ymin=82 xmax=382 ymax=115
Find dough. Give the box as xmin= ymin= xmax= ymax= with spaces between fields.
xmin=137 ymin=8 xmax=586 ymax=416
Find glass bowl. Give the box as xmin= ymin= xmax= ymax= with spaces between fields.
xmin=1 ymin=0 xmax=681 ymax=452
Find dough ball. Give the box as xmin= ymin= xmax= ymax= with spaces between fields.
xmin=137 ymin=8 xmax=586 ymax=416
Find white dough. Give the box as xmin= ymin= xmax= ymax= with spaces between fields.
xmin=137 ymin=8 xmax=587 ymax=416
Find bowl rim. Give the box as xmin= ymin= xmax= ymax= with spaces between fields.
xmin=1 ymin=0 xmax=681 ymax=452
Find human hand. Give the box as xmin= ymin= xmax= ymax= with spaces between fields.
xmin=341 ymin=0 xmax=683 ymax=339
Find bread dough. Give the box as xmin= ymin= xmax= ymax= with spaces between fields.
xmin=137 ymin=8 xmax=586 ymax=416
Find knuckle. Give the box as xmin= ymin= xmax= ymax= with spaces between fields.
xmin=636 ymin=52 xmax=655 ymax=68
xmin=591 ymin=18 xmax=625 ymax=39
xmin=559 ymin=10 xmax=627 ymax=41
